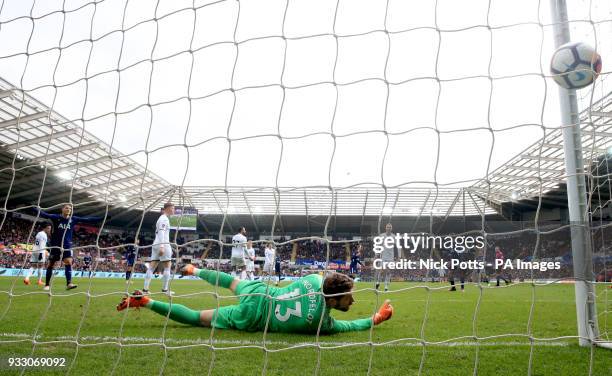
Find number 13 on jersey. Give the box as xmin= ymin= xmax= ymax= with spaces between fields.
xmin=274 ymin=288 xmax=303 ymax=322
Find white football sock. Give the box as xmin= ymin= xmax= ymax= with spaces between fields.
xmin=144 ymin=268 xmax=153 ymax=290
xmin=162 ymin=267 xmax=171 ymax=291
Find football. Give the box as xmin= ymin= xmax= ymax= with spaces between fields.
xmin=550 ymin=41 xmax=602 ymax=89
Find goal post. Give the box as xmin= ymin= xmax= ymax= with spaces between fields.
xmin=549 ymin=0 xmax=601 ymax=347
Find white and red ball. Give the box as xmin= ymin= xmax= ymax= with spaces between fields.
xmin=550 ymin=41 xmax=602 ymax=90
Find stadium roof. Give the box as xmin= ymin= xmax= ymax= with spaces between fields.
xmin=470 ymin=90 xmax=612 ymax=204
xmin=0 ymin=77 xmax=174 ymax=212
xmin=0 ymin=76 xmax=495 ymax=217
xmin=178 ymin=186 xmax=495 ymax=217
xmin=1 ymin=73 xmax=610 ymax=219
xmin=175 ymin=88 xmax=612 ymax=218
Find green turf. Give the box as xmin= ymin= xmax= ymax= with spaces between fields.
xmin=0 ymin=276 xmax=610 ymax=375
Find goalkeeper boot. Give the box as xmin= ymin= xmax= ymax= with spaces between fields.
xmin=373 ymin=299 xmax=393 ymax=325
xmin=66 ymin=283 xmax=78 ymax=290
xmin=117 ymin=290 xmax=150 ymax=311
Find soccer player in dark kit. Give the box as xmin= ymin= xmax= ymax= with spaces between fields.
xmin=275 ymin=252 xmax=283 ymax=286
xmin=350 ymin=244 xmax=364 ymax=277
xmin=36 ymin=204 xmax=104 ymax=290
xmin=82 ymin=250 xmax=93 ymax=278
xmin=448 ymin=248 xmax=466 ymax=292
xmin=124 ymin=236 xmax=138 ymax=283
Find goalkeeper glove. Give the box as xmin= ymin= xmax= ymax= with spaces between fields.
xmin=373 ymin=299 xmax=393 ymax=325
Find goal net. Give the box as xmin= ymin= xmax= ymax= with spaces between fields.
xmin=0 ymin=0 xmax=610 ymax=374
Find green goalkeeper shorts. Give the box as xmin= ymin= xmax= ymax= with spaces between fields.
xmin=211 ymin=280 xmax=270 ymax=332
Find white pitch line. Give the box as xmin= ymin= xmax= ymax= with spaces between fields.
xmin=0 ymin=332 xmax=571 ymax=347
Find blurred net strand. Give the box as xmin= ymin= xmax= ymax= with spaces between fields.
xmin=201 ymin=0 xmax=244 ymax=373
xmin=0 ymin=0 xmax=611 ymax=66
xmin=589 ymin=41 xmax=610 ymax=343
xmin=2 ymin=82 xmax=612 ymax=213
xmin=65 ymin=0 xmax=106 ymax=372
xmin=524 ymin=1 xmax=549 ymax=373
xmin=259 ymin=0 xmax=292 ymax=372
xmin=0 ymin=0 xmax=609 ymax=375
xmin=13 ymin=0 xmax=112 ymax=374
xmin=8 ymin=1 xmax=67 ymax=375
xmin=589 ymin=59 xmax=610 ymax=345
xmin=109 ymin=0 xmax=152 ymax=375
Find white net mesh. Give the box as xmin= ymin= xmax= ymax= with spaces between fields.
xmin=0 ymin=0 xmax=611 ymax=374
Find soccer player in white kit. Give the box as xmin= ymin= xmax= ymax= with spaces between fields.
xmin=144 ymin=203 xmax=175 ymax=295
xmin=376 ymin=223 xmax=396 ymax=292
xmin=245 ymin=240 xmax=256 ymax=280
xmin=262 ymin=242 xmax=276 ymax=283
xmin=231 ymin=227 xmax=248 ymax=279
xmin=24 ymin=223 xmax=52 ymax=286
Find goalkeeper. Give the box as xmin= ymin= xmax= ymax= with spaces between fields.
xmin=117 ymin=264 xmax=393 ymax=334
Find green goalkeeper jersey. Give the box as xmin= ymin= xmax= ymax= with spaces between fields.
xmin=229 ymin=274 xmax=372 ymax=334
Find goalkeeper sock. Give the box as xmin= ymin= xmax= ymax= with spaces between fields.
xmin=147 ymin=300 xmax=202 ymax=326
xmin=197 ymin=269 xmax=235 ymax=289
xmin=126 ymin=271 xmax=132 ymax=280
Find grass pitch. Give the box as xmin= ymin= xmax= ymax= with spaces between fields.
xmin=0 ymin=276 xmax=610 ymax=375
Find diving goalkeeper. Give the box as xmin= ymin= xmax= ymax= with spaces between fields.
xmin=117 ymin=264 xmax=393 ymax=334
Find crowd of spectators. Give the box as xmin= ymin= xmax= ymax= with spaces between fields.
xmin=0 ymin=214 xmax=610 ymax=281
xmin=294 ymin=239 xmax=348 ymax=261
xmin=0 ymin=217 xmax=35 ymax=247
